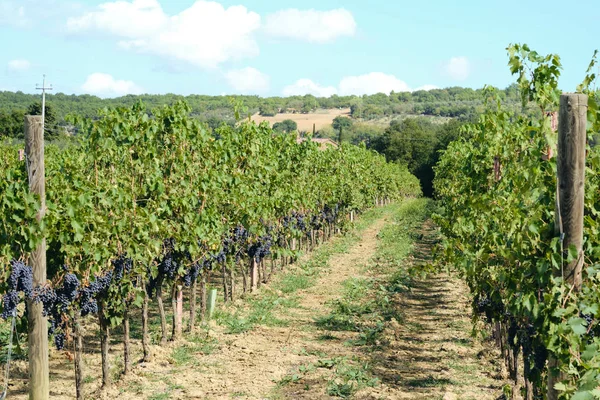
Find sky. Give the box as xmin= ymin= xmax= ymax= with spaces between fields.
xmin=0 ymin=0 xmax=599 ymax=98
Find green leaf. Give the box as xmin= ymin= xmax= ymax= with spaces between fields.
xmin=568 ymin=317 xmax=588 ymax=336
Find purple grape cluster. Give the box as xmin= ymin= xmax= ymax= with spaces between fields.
xmin=293 ymin=212 xmax=307 ymax=233
xmin=533 ymin=343 xmax=547 ymax=371
xmin=8 ymin=260 xmax=33 ymax=297
xmin=56 ymin=273 xmax=80 ymax=309
xmin=1 ymin=291 xmax=19 ymax=319
xmin=112 ymin=254 xmax=132 ymax=281
xmin=580 ymin=312 xmax=599 ymax=342
xmin=54 ymin=333 xmax=65 ymax=350
xmin=79 ymin=270 xmax=113 ymax=316
xmin=311 ymin=215 xmax=322 ymax=230
xmin=159 ymin=253 xmax=178 ymax=279
xmin=225 ymin=225 xmax=250 ymax=262
xmin=183 ymin=263 xmax=201 ymax=287
xmin=32 ymin=285 xmax=57 ymax=317
xmin=247 ymin=234 xmax=273 ymax=263
xmin=322 ymin=204 xmax=340 ymax=224
xmin=1 ymin=260 xmax=34 ymax=319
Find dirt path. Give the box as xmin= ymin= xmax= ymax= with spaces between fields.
xmin=368 ymin=220 xmax=506 ymax=399
xmin=180 ymin=215 xmax=389 ymax=399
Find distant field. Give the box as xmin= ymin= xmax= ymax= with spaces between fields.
xmin=251 ymin=108 xmax=350 ymax=132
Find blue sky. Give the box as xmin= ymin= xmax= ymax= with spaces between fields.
xmin=1 ymin=0 xmax=599 ymax=97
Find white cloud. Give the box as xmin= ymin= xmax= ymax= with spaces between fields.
xmin=67 ymin=0 xmax=261 ymax=69
xmin=444 ymin=56 xmax=471 ymax=81
xmin=81 ymin=73 xmax=143 ymax=97
xmin=338 ymin=72 xmax=410 ymax=96
xmin=282 ymin=79 xmax=337 ymax=97
xmin=283 ymin=74 xmax=438 ymax=97
xmin=225 ymin=67 xmax=269 ymax=94
xmin=7 ymin=59 xmax=31 ymax=71
xmin=264 ymin=8 xmax=355 ymax=43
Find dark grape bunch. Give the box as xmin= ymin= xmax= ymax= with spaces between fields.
xmin=293 ymin=212 xmax=307 ymax=234
xmin=223 ymin=225 xmax=250 ymax=262
xmin=183 ymin=263 xmax=201 ymax=287
xmin=1 ymin=260 xmax=33 ymax=319
xmin=112 ymin=254 xmax=132 ymax=281
xmin=311 ymin=214 xmax=322 ymax=231
xmin=32 ymin=285 xmax=57 ymax=317
xmin=56 ymin=273 xmax=80 ymax=309
xmin=159 ymin=253 xmax=178 ymax=279
xmin=1 ymin=291 xmax=19 ymax=319
xmin=322 ymin=204 xmax=340 ymax=224
xmin=79 ymin=270 xmax=113 ymax=317
xmin=580 ymin=312 xmax=599 ymax=342
xmin=247 ymin=234 xmax=272 ymax=263
xmin=474 ymin=294 xmax=504 ymax=321
xmin=8 ymin=260 xmax=33 ymax=297
xmin=54 ymin=333 xmax=65 ymax=350
xmin=532 ymin=343 xmax=548 ymax=372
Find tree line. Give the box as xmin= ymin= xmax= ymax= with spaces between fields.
xmin=0 ymin=85 xmax=525 ymax=139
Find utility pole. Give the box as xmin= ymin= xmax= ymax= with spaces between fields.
xmin=36 ymin=75 xmax=52 ymax=133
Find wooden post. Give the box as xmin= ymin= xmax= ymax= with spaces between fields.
xmin=172 ymin=285 xmax=183 ymax=340
xmin=250 ymin=258 xmax=258 ymax=291
xmin=25 ymin=115 xmax=49 ymax=400
xmin=548 ymin=93 xmax=587 ymax=400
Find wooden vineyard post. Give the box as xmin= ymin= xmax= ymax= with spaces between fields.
xmin=24 ymin=115 xmax=50 ymax=400
xmin=548 ymin=93 xmax=587 ymax=400
xmin=172 ymin=285 xmax=183 ymax=340
xmin=250 ymin=258 xmax=258 ymax=291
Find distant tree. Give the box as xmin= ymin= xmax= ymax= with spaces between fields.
xmin=361 ymin=104 xmax=384 ymax=120
xmin=259 ymin=104 xmax=277 ymax=116
xmin=27 ymin=102 xmax=56 ymax=126
xmin=287 ymin=99 xmax=303 ymax=112
xmin=301 ymin=103 xmax=314 ymax=114
xmin=373 ymin=118 xmax=438 ymax=196
xmin=27 ymin=102 xmax=59 ymax=139
xmin=396 ymin=92 xmax=412 ymax=103
xmin=0 ymin=109 xmax=25 ymax=139
xmin=273 ymin=119 xmax=297 ymax=133
xmin=205 ymin=116 xmax=233 ymax=132
xmin=315 ymin=125 xmax=336 ymax=140
xmin=332 ymin=116 xmax=353 ymax=131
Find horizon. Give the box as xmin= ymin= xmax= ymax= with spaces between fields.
xmin=1 ymin=0 xmax=599 ymax=98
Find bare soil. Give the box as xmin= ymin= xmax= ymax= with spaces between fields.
xmin=250 ymin=109 xmax=351 ymax=132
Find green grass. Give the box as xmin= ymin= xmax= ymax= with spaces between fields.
xmin=188 ymin=331 xmax=219 ymax=354
xmin=311 ymin=199 xmax=432 ymax=350
xmin=275 ymin=356 xmax=378 ymax=399
xmin=275 ymin=273 xmax=313 ymax=294
xmin=326 ymin=361 xmax=379 ymax=398
xmin=148 ymin=392 xmax=171 ymax=400
xmin=405 ymin=376 xmax=455 ymax=388
xmin=171 ymin=345 xmax=194 ymax=366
